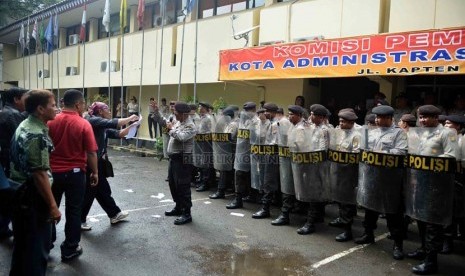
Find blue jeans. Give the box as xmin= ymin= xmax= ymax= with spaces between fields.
xmin=51 ymin=170 xmax=86 ymax=255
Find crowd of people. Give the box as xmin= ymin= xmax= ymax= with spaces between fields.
xmin=1 ymin=87 xmax=464 ymax=275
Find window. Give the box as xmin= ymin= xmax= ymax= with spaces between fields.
xmin=199 ymin=0 xmax=264 ymax=19
xmin=99 ymin=12 xmax=129 ymax=38
xmin=66 ymin=23 xmax=89 ymax=45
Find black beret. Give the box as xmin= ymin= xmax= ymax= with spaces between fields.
xmin=439 ymin=115 xmax=447 ymax=121
xmin=325 ymin=108 xmax=331 ymax=117
xmin=277 ymin=108 xmax=284 ymax=114
xmin=199 ymin=102 xmax=213 ymax=109
xmin=174 ymin=102 xmax=190 ymax=114
xmin=188 ymin=103 xmax=198 ymax=111
xmin=365 ymin=114 xmax=376 ymax=124
xmin=310 ymin=104 xmax=327 ymax=116
xmin=222 ymin=107 xmax=235 ymax=118
xmin=243 ymin=102 xmax=256 ymax=110
xmin=228 ymin=105 xmax=239 ymax=111
xmin=257 ymin=108 xmax=266 ymax=114
xmin=338 ymin=110 xmax=358 ymax=121
xmin=418 ymin=105 xmax=441 ymax=116
xmin=400 ymin=114 xmax=416 ymax=123
xmin=263 ymin=102 xmax=278 ymax=112
xmin=339 ymin=108 xmax=355 ymax=113
xmin=288 ymin=105 xmax=304 ymax=115
xmin=376 ymin=99 xmax=390 ymax=106
xmin=372 ymin=105 xmax=394 ymax=116
xmin=446 ymin=115 xmax=465 ymax=124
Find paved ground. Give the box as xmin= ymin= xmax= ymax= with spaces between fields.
xmin=1 ymin=149 xmax=464 ymax=276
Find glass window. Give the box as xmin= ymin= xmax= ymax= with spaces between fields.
xmin=99 ymin=12 xmax=129 ymax=38
xmin=199 ymin=0 xmax=264 ymax=19
xmin=151 ymin=0 xmax=181 ymax=27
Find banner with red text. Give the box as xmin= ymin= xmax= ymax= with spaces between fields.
xmin=219 ymin=28 xmax=465 ymax=81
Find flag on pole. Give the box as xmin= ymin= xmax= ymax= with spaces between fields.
xmin=54 ymin=12 xmax=59 ymax=47
xmin=137 ymin=0 xmax=145 ymax=30
xmin=19 ymin=23 xmax=25 ymax=53
xmin=32 ymin=20 xmax=38 ymax=40
xmin=186 ymin=0 xmax=196 ymax=15
xmin=26 ymin=21 xmax=30 ymax=49
xmin=39 ymin=20 xmax=45 ymax=52
xmin=44 ymin=15 xmax=54 ymax=54
xmin=80 ymin=4 xmax=87 ymax=42
xmin=120 ymin=0 xmax=127 ymax=33
xmin=103 ymin=0 xmax=111 ymax=33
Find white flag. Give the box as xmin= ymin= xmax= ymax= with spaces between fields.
xmin=32 ymin=20 xmax=38 ymax=40
xmin=103 ymin=0 xmax=111 ymax=33
xmin=19 ymin=23 xmax=25 ymax=52
xmin=26 ymin=21 xmax=30 ymax=48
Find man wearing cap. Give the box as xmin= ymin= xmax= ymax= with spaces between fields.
xmin=194 ymin=102 xmax=215 ymax=192
xmin=164 ymin=102 xmax=197 ymax=225
xmin=154 ymin=100 xmax=177 ymax=161
xmin=365 ymin=114 xmax=376 ymax=126
xmin=404 ymin=105 xmax=458 ymax=274
xmin=398 ymin=114 xmax=417 ymax=131
xmin=209 ymin=107 xmax=238 ymax=199
xmin=227 ymin=102 xmax=257 ymax=208
xmin=271 ymin=105 xmax=304 ymax=225
xmin=328 ymin=109 xmax=361 ymax=242
xmin=251 ymin=103 xmax=280 ymax=219
xmin=355 ymin=105 xmax=407 ymax=260
xmin=393 ymin=94 xmax=412 ymax=124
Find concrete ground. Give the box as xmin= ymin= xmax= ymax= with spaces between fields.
xmin=1 ymin=149 xmax=464 ymax=276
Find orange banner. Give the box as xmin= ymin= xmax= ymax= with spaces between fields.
xmin=219 ymin=28 xmax=465 ymax=81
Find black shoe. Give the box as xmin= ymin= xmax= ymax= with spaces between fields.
xmin=329 ymin=217 xmax=346 ymax=228
xmin=209 ymin=190 xmax=225 ymax=199
xmin=412 ymin=254 xmax=438 ymax=275
xmin=226 ymin=198 xmax=243 ymax=209
xmin=61 ymin=246 xmax=83 ymax=262
xmin=242 ymin=195 xmax=258 ymax=203
xmin=439 ymin=238 xmax=453 ymax=254
xmin=174 ymin=214 xmax=192 ymax=225
xmin=354 ymin=232 xmax=375 ymax=244
xmin=335 ymin=231 xmax=353 ymax=242
xmin=271 ymin=213 xmax=290 ymax=226
xmin=165 ymin=207 xmax=182 ymax=216
xmin=252 ymin=208 xmax=270 ymax=219
xmin=297 ymin=222 xmax=315 ymax=235
xmin=407 ymin=248 xmax=426 ymax=260
xmin=196 ymin=184 xmax=209 ymax=192
xmin=393 ymin=245 xmax=404 ymax=260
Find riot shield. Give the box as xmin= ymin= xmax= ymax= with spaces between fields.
xmin=234 ymin=111 xmax=255 ymax=172
xmin=193 ymin=114 xmax=213 ymax=168
xmin=278 ymin=118 xmax=294 ymax=195
xmin=356 ymin=126 xmax=404 ymax=213
xmin=328 ymin=128 xmax=361 ymax=205
xmin=250 ymin=118 xmax=272 ymax=191
xmin=289 ymin=125 xmax=329 ymax=202
xmin=404 ymin=127 xmax=456 ymax=225
xmin=212 ymin=115 xmax=234 ymax=171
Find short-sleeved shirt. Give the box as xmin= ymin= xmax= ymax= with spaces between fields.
xmin=48 ymin=110 xmax=98 ymax=173
xmin=10 ymin=115 xmax=54 ymax=185
xmin=86 ymin=115 xmax=119 ymax=158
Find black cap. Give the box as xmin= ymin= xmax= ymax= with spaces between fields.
xmin=188 ymin=103 xmax=198 ymax=111
xmin=439 ymin=115 xmax=447 ymax=122
xmin=228 ymin=105 xmax=240 ymax=111
xmin=338 ymin=110 xmax=358 ymax=121
xmin=372 ymin=105 xmax=394 ymax=116
xmin=288 ymin=105 xmax=304 ymax=115
xmin=418 ymin=105 xmax=441 ymax=116
xmin=263 ymin=102 xmax=279 ymax=112
xmin=174 ymin=102 xmax=190 ymax=114
xmin=277 ymin=108 xmax=284 ymax=114
xmin=365 ymin=114 xmax=376 ymax=124
xmin=243 ymin=102 xmax=256 ymax=110
xmin=257 ymin=108 xmax=266 ymax=114
xmin=222 ymin=107 xmax=234 ymax=118
xmin=325 ymin=108 xmax=331 ymax=117
xmin=199 ymin=102 xmax=213 ymax=110
xmin=310 ymin=104 xmax=327 ymax=116
xmin=400 ymin=114 xmax=416 ymax=123
xmin=446 ymin=115 xmax=465 ymax=124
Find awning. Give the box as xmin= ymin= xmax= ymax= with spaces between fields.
xmin=219 ymin=27 xmax=465 ymax=81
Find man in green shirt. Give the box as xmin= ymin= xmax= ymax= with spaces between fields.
xmin=9 ymin=90 xmax=61 ymax=276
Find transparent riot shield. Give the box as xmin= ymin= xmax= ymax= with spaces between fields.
xmin=212 ymin=115 xmax=234 ymax=171
xmin=328 ymin=128 xmax=361 ymax=205
xmin=234 ymin=111 xmax=255 ymax=172
xmin=278 ymin=118 xmax=294 ymax=195
xmin=193 ymin=114 xmax=213 ymax=168
xmin=289 ymin=125 xmax=329 ymax=202
xmin=249 ymin=118 xmax=269 ymax=190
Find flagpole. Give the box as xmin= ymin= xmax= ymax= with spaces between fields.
xmin=51 ymin=47 xmax=54 ymax=96
xmin=108 ymin=31 xmax=111 ymax=102
xmin=27 ymin=18 xmax=31 ymax=89
xmin=36 ymin=45 xmax=39 ymax=88
xmin=177 ymin=14 xmax=187 ymax=101
xmin=82 ymin=38 xmax=86 ymax=92
xmin=120 ymin=30 xmax=124 ymax=146
xmin=193 ymin=0 xmax=199 ymax=103
xmin=157 ymin=0 xmax=165 ymax=105
xmin=137 ymin=28 xmax=145 ymax=148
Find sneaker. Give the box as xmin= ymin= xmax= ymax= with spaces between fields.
xmin=81 ymin=223 xmax=92 ymax=231
xmin=61 ymin=245 xmax=83 ymax=262
xmin=110 ymin=211 xmax=129 ymax=224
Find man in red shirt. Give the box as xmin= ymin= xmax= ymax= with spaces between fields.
xmin=48 ymin=89 xmax=98 ymax=261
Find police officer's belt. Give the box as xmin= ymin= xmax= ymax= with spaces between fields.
xmin=237 ymin=129 xmax=250 ymax=139
xmin=212 ymin=133 xmax=231 ymax=142
xmin=250 ymin=145 xmax=278 ymax=155
xmin=406 ymin=154 xmax=456 ymax=173
xmin=328 ymin=149 xmax=359 ymax=164
xmin=291 ymin=150 xmax=327 ymax=164
xmin=360 ymin=150 xmax=403 ymax=168
xmin=278 ymin=146 xmax=290 ymax=158
xmin=194 ymin=133 xmax=212 ymax=142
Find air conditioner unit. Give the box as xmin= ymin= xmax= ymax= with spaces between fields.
xmin=292 ymin=35 xmax=325 ymax=42
xmin=66 ymin=66 xmax=78 ymax=76
xmin=154 ymin=16 xmax=163 ymax=27
xmin=38 ymin=69 xmax=50 ymax=78
xmin=100 ymin=61 xmax=117 ymax=72
xmin=259 ymin=40 xmax=285 ymax=46
xmin=69 ymin=34 xmax=79 ymax=45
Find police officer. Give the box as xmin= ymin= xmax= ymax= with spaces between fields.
xmin=271 ymin=105 xmax=303 ymax=225
xmin=398 ymin=114 xmax=417 ymax=132
xmin=226 ymin=102 xmax=256 ymax=209
xmin=405 ymin=105 xmax=457 ymax=274
xmin=355 ymin=105 xmax=407 ymax=260
xmin=164 ymin=102 xmax=197 ymax=225
xmin=194 ymin=102 xmax=215 ymax=192
xmin=328 ymin=109 xmax=361 ymax=242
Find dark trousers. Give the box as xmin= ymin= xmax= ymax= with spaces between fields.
xmin=307 ymin=202 xmax=326 ymax=223
xmin=10 ymin=185 xmax=51 ymax=276
xmin=148 ymin=115 xmax=158 ymax=139
xmin=281 ymin=193 xmax=295 ymax=213
xmin=338 ymin=203 xmax=357 ymax=225
xmin=218 ymin=170 xmax=234 ymax=190
xmin=363 ymin=209 xmax=404 ymax=241
xmin=51 ymin=170 xmax=86 ymax=253
xmin=169 ymin=154 xmax=193 ymax=210
xmin=199 ymin=167 xmax=215 ymax=185
xmin=417 ymin=221 xmax=444 ymax=253
xmin=234 ymin=170 xmax=250 ymax=196
xmin=81 ymin=161 xmax=121 ymax=222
